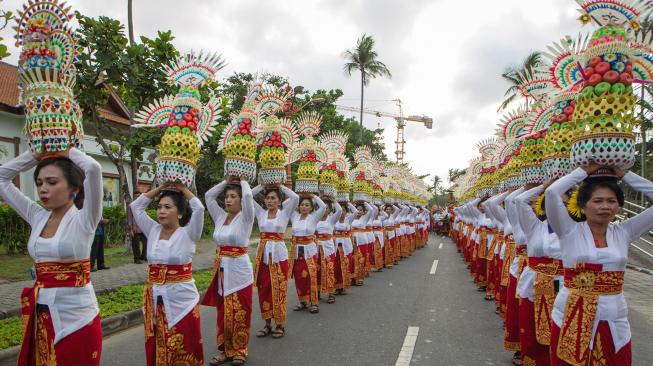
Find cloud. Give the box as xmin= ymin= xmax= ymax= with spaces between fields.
xmin=0 ymin=0 xmax=598 ymax=188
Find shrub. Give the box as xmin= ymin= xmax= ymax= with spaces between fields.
xmin=0 ymin=205 xmax=31 ymax=254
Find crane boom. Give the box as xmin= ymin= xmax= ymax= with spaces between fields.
xmin=334 ymin=103 xmax=433 ymax=162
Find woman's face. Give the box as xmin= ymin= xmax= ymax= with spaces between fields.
xmin=265 ymin=191 xmax=280 ymax=211
xmin=299 ymin=199 xmax=313 ymax=215
xmin=356 ymin=205 xmax=365 ymax=218
xmin=384 ymin=206 xmax=393 ymax=215
xmin=583 ymin=187 xmax=620 ymax=226
xmin=36 ymin=165 xmax=76 ymax=210
xmin=224 ymin=189 xmax=242 ymax=214
xmin=157 ymin=196 xmax=180 ymax=227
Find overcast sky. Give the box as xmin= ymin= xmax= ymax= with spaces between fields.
xmin=1 ymin=0 xmax=585 ymax=186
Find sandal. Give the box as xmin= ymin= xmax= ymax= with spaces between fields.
xmin=327 ymin=295 xmax=336 ymax=304
xmin=209 ymin=353 xmax=231 ymax=366
xmin=293 ymin=302 xmax=307 ymax=311
xmin=309 ymin=304 xmax=319 ymax=313
xmin=232 ymin=355 xmax=247 ymax=366
xmin=512 ymin=352 xmax=522 ymax=366
xmin=271 ymin=326 xmax=285 ymax=339
xmin=256 ymin=324 xmax=272 ymax=338
xmin=484 ymin=295 xmax=494 ymax=301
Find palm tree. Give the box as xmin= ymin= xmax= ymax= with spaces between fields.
xmin=497 ymin=51 xmax=542 ymax=111
xmin=343 ymin=34 xmax=392 ymax=126
xmin=432 ymin=175 xmax=442 ymax=191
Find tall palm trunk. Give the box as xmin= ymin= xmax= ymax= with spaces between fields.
xmin=360 ymin=68 xmax=364 ymax=126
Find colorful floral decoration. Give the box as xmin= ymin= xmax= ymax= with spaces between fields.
xmin=496 ymin=107 xmax=530 ymax=189
xmin=15 ymin=0 xmax=83 ymax=157
xmin=255 ymin=85 xmax=295 ymax=185
xmin=350 ymin=165 xmax=372 ymax=202
xmin=320 ymin=131 xmax=348 ymax=199
xmin=218 ymin=80 xmax=263 ymax=181
xmin=570 ymin=0 xmax=653 ymax=176
xmin=289 ymin=111 xmax=327 ymax=194
xmin=538 ymin=37 xmax=585 ymax=179
xmin=134 ymin=51 xmax=225 ymax=187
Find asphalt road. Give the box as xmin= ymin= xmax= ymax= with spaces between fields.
xmin=100 ymin=234 xmax=653 ymax=366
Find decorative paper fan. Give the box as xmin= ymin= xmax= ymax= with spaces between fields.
xmin=329 ymin=150 xmax=350 ymax=172
xmin=354 ymin=146 xmax=373 ymax=165
xmin=476 ymin=137 xmax=501 ymax=162
xmin=133 ymin=96 xmax=175 ymax=128
xmin=575 ymin=0 xmax=651 ymax=27
xmin=539 ymin=36 xmax=585 ymax=93
xmin=496 ymin=107 xmax=529 ymax=144
xmin=517 ymin=69 xmax=552 ymax=100
xmin=164 ymin=50 xmax=226 ymax=88
xmin=630 ymin=30 xmax=653 ymax=82
xmin=528 ymin=101 xmax=555 ymax=133
xmin=14 ymin=0 xmax=74 ymax=47
xmin=197 ymin=97 xmax=222 ymax=146
xmin=255 ymin=85 xmax=292 ymax=122
xmin=295 ymin=111 xmax=322 ymax=137
xmin=320 ymin=130 xmax=348 ymax=154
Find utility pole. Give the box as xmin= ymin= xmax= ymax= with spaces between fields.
xmin=394 ymin=99 xmax=405 ymax=162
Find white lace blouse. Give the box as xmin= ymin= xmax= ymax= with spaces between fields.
xmin=205 ymin=180 xmax=255 ymax=297
xmin=252 ymin=185 xmax=299 ymax=265
xmin=130 ymin=194 xmax=204 ymax=327
xmin=0 ymin=149 xmax=102 ymax=343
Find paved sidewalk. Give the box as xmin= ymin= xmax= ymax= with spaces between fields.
xmin=624 ymin=269 xmax=653 ymax=322
xmin=0 ymin=239 xmax=223 ymax=319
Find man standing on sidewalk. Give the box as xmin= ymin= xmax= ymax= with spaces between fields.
xmin=91 ymin=217 xmax=110 ymax=272
xmin=128 ymin=191 xmax=147 ymax=264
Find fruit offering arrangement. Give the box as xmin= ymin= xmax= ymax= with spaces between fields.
xmin=319 ymin=161 xmax=338 ymax=198
xmin=135 ymin=51 xmax=224 ymax=186
xmin=15 ymin=0 xmax=84 ymax=156
xmin=543 ymin=94 xmax=576 ymax=178
xmin=351 ymin=169 xmax=372 ymax=202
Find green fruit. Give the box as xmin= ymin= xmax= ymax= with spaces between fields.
xmin=594 ymin=82 xmax=611 ymax=96
xmin=611 ymin=82 xmax=626 ymax=94
xmin=581 ymin=86 xmax=594 ymax=98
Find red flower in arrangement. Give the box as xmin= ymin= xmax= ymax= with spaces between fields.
xmin=337 ymin=171 xmax=345 ymax=178
xmin=355 ymin=171 xmax=366 ymax=181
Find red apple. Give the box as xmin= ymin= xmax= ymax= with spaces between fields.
xmin=584 ymin=66 xmax=595 ymax=77
xmin=595 ymin=61 xmax=611 ymax=75
xmin=179 ymin=120 xmax=187 ymax=128
xmin=564 ymin=106 xmax=574 ymax=115
xmin=589 ymin=57 xmax=601 ymax=67
xmin=619 ymin=72 xmax=633 ymax=85
xmin=603 ymin=70 xmax=620 ymax=84
xmin=587 ymin=73 xmax=603 ymax=86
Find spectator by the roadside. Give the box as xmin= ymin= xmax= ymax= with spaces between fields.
xmin=128 ymin=191 xmax=147 ymax=264
xmin=90 ymin=218 xmax=110 ymax=272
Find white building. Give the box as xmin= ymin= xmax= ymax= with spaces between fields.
xmin=0 ymin=61 xmax=155 ymax=206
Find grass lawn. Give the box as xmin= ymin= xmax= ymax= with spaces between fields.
xmin=0 ymin=245 xmax=137 ymax=283
xmin=0 ymin=270 xmax=214 ymax=350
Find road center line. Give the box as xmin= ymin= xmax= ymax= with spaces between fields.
xmin=395 ymin=326 xmax=420 ymax=366
xmin=429 ymin=259 xmax=439 ymax=274
xmin=438 ymin=243 xmax=443 ymax=249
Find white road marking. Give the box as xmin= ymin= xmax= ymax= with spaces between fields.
xmin=429 ymin=259 xmax=439 ymax=274
xmin=395 ymin=326 xmax=420 ymax=366
xmin=438 ymin=243 xmax=443 ymax=249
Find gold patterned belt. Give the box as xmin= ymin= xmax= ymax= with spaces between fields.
xmin=557 ymin=263 xmax=624 ymax=366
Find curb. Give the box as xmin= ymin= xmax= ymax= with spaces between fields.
xmin=626 ymin=263 xmax=653 ymax=276
xmin=0 ymin=290 xmax=208 ymax=365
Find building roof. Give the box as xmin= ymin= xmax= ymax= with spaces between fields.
xmin=0 ymin=62 xmax=21 ymax=113
xmin=0 ymin=62 xmax=131 ymax=126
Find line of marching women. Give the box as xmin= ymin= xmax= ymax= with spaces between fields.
xmin=6 ymin=1 xmax=435 ymax=364
xmin=450 ymin=165 xmax=653 ymax=366
xmin=0 ymin=147 xmax=432 ymax=366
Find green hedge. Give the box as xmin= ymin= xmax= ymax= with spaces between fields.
xmin=0 ymin=202 xmax=214 ymax=253
xmin=0 ymin=205 xmax=31 ymax=254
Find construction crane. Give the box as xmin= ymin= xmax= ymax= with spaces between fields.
xmin=335 ymin=99 xmax=433 ymax=162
